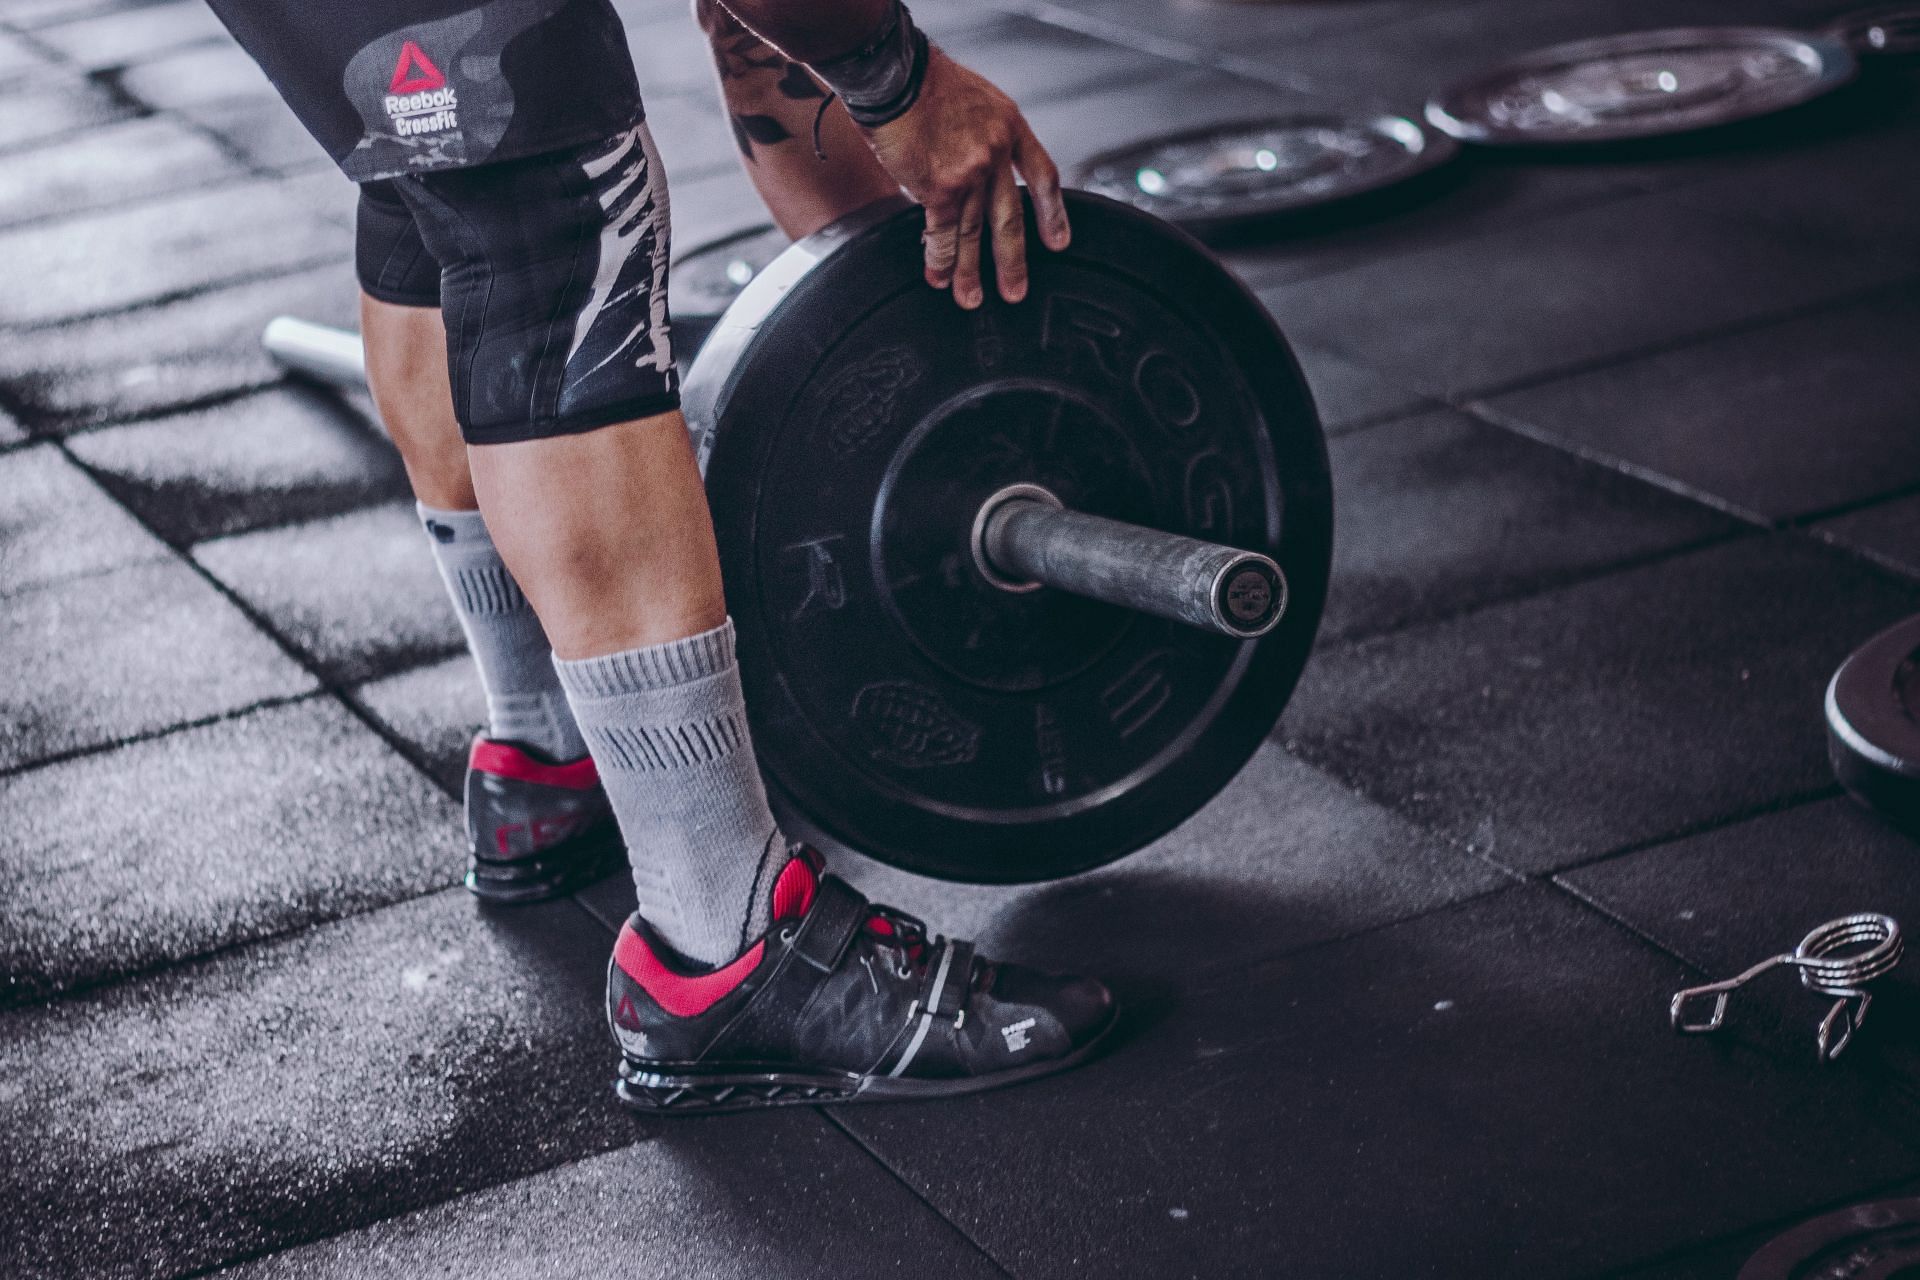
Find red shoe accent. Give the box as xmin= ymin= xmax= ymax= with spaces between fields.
xmin=469 ymin=738 xmax=599 ymax=791
xmin=614 ymin=925 xmax=765 ymax=1019
xmin=770 ymin=850 xmax=820 ymax=922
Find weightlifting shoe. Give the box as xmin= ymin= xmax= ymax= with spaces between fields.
xmin=464 ymin=737 xmax=621 ymax=904
xmin=607 ymin=850 xmax=1118 ymax=1112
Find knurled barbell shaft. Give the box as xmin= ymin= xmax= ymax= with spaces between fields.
xmin=980 ymin=495 xmax=1287 ymax=640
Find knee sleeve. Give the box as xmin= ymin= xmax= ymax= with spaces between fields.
xmin=391 ymin=118 xmax=680 ymax=445
xmin=355 ymin=179 xmax=443 ymax=308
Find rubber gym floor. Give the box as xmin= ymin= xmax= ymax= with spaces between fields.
xmin=5 ymin=0 xmax=1920 ymax=1275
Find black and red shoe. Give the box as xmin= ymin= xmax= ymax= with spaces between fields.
xmin=606 ymin=850 xmax=1118 ymax=1112
xmin=464 ymin=737 xmax=621 ymax=904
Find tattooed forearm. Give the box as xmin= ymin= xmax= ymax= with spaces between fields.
xmin=695 ymin=0 xmax=830 ymax=161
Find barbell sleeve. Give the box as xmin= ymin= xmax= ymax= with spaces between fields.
xmin=979 ymin=494 xmax=1287 ymax=640
xmin=262 ymin=317 xmax=367 ymax=391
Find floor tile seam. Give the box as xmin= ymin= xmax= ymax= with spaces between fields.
xmin=0 ymin=19 xmax=81 ymax=62
xmin=125 ymin=84 xmax=336 ymax=184
xmin=121 ymin=898 xmax=983 ymax=1280
xmin=0 ymin=253 xmax=349 ymax=335
xmin=1237 ymin=179 xmax=1660 ymax=295
xmin=1461 ymin=397 xmax=1781 ymax=526
xmin=3 ymin=889 xmax=619 ymax=1045
xmin=159 ymin=1097 xmax=949 ymax=1280
xmin=108 ymin=483 xmax=438 ymax=568
xmin=993 ymin=0 xmax=1316 ymax=95
xmin=51 ymin=435 xmax=472 ymax=802
xmin=1772 ymin=523 xmax=1920 ymax=597
xmin=1178 ymin=878 xmax=1531 ymax=1003
xmin=30 ymin=32 xmax=230 ymax=81
xmin=1530 ymin=785 xmax=1849 ymax=884
xmin=1784 ymin=476 xmax=1920 ymax=533
xmin=0 ymin=109 xmax=153 ymax=161
xmin=1317 ymin=526 xmax=1755 ymax=648
xmin=1179 ymin=875 xmax=1524 ymax=998
xmin=818 ymin=1110 xmax=1022 ymax=1280
xmin=1303 ymin=522 xmax=1760 ymax=655
xmin=16 ymin=380 xmax=301 ymax=440
xmin=0 ymin=869 xmax=474 ymax=1018
xmin=934 ymin=10 xmax=1214 ymax=95
xmin=0 ymin=688 xmax=324 ymax=784
xmin=1796 ymin=527 xmax=1920 ymax=585
xmin=1316 ymin=396 xmax=1446 ymax=441
xmin=0 ymin=545 xmax=181 ymax=604
xmin=0 ymin=168 xmax=270 ymax=237
xmin=1451 ymin=269 xmax=1920 ymax=408
xmin=334 ymin=681 xmax=469 ymax=804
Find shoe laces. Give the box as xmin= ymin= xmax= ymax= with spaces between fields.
xmin=863 ymin=904 xmax=930 ymax=978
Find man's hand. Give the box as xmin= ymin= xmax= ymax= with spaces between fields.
xmin=862 ymin=48 xmax=1070 ymax=309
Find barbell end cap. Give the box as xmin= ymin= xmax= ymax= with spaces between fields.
xmin=1212 ymin=555 xmax=1287 ymax=639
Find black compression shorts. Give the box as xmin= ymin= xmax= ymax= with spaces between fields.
xmin=203 ymin=0 xmax=641 ymax=182
xmin=361 ymin=119 xmax=681 ymax=444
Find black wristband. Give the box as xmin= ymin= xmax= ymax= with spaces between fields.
xmin=810 ymin=0 xmax=930 ymax=128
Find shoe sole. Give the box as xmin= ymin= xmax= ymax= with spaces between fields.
xmin=466 ymin=828 xmax=625 ymax=906
xmin=612 ymin=1003 xmax=1121 ymax=1114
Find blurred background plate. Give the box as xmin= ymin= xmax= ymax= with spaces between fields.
xmin=1072 ymin=113 xmax=1459 ymax=236
xmin=1427 ymin=27 xmax=1857 ymax=146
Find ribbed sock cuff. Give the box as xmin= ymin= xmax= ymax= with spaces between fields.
xmin=417 ymin=503 xmax=490 ymax=544
xmin=554 ymin=620 xmax=738 ymax=700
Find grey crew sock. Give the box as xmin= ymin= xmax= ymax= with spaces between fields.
xmin=554 ymin=619 xmax=790 ymax=966
xmin=418 ymin=504 xmax=588 ymax=763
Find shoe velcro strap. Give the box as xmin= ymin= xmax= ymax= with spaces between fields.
xmin=917 ymin=938 xmax=973 ymax=1022
xmin=791 ymin=875 xmax=868 ymax=974
xmin=932 ymin=940 xmax=973 ymax=1020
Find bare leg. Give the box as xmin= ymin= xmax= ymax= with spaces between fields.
xmin=466 ymin=411 xmax=724 ymax=659
xmin=697 ymin=0 xmax=898 ymax=238
xmin=358 ymin=292 xmax=474 ymax=510
xmin=361 ymin=289 xmax=589 ymax=763
xmin=471 ymin=414 xmax=787 ymax=964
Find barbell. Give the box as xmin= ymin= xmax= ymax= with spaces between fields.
xmin=265 ymin=191 xmax=1333 ymax=882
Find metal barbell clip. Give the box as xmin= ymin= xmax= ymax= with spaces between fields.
xmin=1669 ymin=913 xmax=1903 ymax=1062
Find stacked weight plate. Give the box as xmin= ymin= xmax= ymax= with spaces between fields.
xmin=1073 ymin=114 xmax=1458 ymax=235
xmin=1426 ymin=27 xmax=1856 ymax=146
xmin=669 ymin=223 xmax=788 ymax=361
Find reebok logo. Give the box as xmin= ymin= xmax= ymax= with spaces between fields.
xmin=614 ymin=994 xmax=643 ymax=1031
xmin=383 ymin=41 xmax=460 ymax=139
xmin=1001 ymin=1017 xmax=1036 ymax=1053
xmin=389 ymin=41 xmax=445 ymax=94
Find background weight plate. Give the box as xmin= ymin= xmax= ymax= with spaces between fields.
xmin=1740 ymin=1197 xmax=1920 ymax=1279
xmin=669 ymin=223 xmax=787 ymax=362
xmin=684 ymin=193 xmax=1332 ymax=883
xmin=1427 ymin=27 xmax=1857 ymax=146
xmin=1072 ymin=114 xmax=1459 ymax=235
xmin=1828 ymin=3 xmax=1920 ymax=54
xmin=1826 ymin=611 xmax=1920 ymax=834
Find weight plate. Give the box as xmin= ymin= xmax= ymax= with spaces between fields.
xmin=1426 ymin=27 xmax=1857 ymax=146
xmin=1827 ymin=611 xmax=1920 ymax=834
xmin=1740 ymin=1197 xmax=1920 ymax=1279
xmin=670 ymin=223 xmax=788 ymax=360
xmin=683 ymin=193 xmax=1332 ymax=884
xmin=1072 ymin=114 xmax=1459 ymax=234
xmin=1828 ymin=3 xmax=1920 ymax=54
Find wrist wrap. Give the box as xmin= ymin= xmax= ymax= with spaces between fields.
xmin=811 ymin=0 xmax=930 ymax=128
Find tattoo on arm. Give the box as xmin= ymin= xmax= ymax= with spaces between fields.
xmin=698 ymin=0 xmax=829 ymax=160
